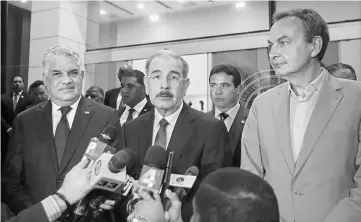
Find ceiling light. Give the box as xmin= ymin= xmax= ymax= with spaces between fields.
xmin=21 ymin=0 xmax=27 ymax=2
xmin=150 ymin=14 xmax=159 ymax=22
xmin=208 ymin=0 xmax=214 ymax=4
xmin=236 ymin=1 xmax=245 ymax=8
xmin=178 ymin=0 xmax=185 ymax=3
xmin=137 ymin=3 xmax=145 ymax=9
xmin=100 ymin=10 xmax=107 ymax=15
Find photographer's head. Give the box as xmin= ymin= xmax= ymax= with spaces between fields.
xmin=42 ymin=46 xmax=84 ymax=107
xmin=191 ymin=168 xmax=279 ymax=222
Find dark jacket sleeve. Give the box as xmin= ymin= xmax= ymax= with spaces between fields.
xmin=5 ymin=202 xmax=48 ymax=222
xmin=104 ymin=90 xmax=111 ymax=107
xmin=2 ymin=115 xmax=34 ymax=213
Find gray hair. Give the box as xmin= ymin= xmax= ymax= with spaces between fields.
xmin=145 ymin=50 xmax=189 ymax=78
xmin=42 ymin=46 xmax=83 ymax=74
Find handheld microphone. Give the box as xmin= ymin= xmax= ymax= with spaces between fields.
xmin=164 ymin=166 xmax=199 ymax=211
xmin=137 ymin=145 xmax=167 ymax=194
xmin=161 ymin=151 xmax=174 ymax=206
xmin=74 ymin=125 xmax=117 ymax=217
xmin=91 ymin=148 xmax=137 ymax=195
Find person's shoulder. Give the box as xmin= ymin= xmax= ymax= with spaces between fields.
xmin=105 ymin=87 xmax=120 ymax=95
xmin=188 ymin=107 xmax=220 ymax=125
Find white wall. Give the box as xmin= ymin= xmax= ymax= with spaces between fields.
xmin=276 ymin=1 xmax=361 ymax=23
xmin=339 ymin=39 xmax=361 ymax=80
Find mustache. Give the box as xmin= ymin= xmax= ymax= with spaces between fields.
xmin=156 ymin=91 xmax=174 ymax=97
xmin=59 ymin=86 xmax=75 ymax=90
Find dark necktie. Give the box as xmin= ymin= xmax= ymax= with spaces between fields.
xmin=126 ymin=108 xmax=136 ymax=122
xmin=54 ymin=106 xmax=72 ymax=167
xmin=154 ymin=118 xmax=169 ymax=149
xmin=219 ymin=112 xmax=229 ymax=121
xmin=13 ymin=93 xmax=19 ymax=111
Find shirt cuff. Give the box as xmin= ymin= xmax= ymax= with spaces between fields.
xmin=41 ymin=195 xmax=66 ymax=222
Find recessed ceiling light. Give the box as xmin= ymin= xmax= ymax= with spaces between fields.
xmin=208 ymin=0 xmax=213 ymax=4
xmin=178 ymin=0 xmax=185 ymax=3
xmin=236 ymin=1 xmax=245 ymax=8
xmin=150 ymin=14 xmax=159 ymax=22
xmin=100 ymin=10 xmax=107 ymax=15
xmin=137 ymin=3 xmax=145 ymax=9
xmin=21 ymin=0 xmax=27 ymax=3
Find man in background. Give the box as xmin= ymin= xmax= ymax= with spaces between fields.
xmin=85 ymin=85 xmax=105 ymax=104
xmin=207 ymin=64 xmax=247 ymax=167
xmin=104 ymin=65 xmax=132 ymax=110
xmin=28 ymin=80 xmax=49 ymax=105
xmin=326 ymin=62 xmax=357 ymax=80
xmin=118 ymin=69 xmax=153 ymax=125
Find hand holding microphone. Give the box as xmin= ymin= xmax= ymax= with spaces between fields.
xmin=127 ymin=189 xmax=183 ymax=222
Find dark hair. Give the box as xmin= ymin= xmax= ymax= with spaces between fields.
xmin=273 ymin=8 xmax=330 ymax=61
xmin=29 ymin=80 xmax=44 ymax=91
xmin=12 ymin=75 xmax=24 ymax=82
xmin=326 ymin=63 xmax=356 ymax=79
xmin=122 ymin=69 xmax=145 ymax=86
xmin=117 ymin=65 xmax=133 ymax=81
xmin=86 ymin=85 xmax=104 ymax=98
xmin=194 ymin=168 xmax=279 ymax=222
xmin=209 ymin=64 xmax=242 ymax=87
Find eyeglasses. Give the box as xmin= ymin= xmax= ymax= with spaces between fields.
xmin=147 ymin=74 xmax=186 ymax=85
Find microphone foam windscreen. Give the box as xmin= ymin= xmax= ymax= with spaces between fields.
xmin=108 ymin=148 xmax=137 ymax=173
xmin=186 ymin=166 xmax=200 ymax=177
xmin=143 ymin=145 xmax=167 ymax=169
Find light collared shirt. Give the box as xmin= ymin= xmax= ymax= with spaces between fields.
xmin=41 ymin=195 xmax=66 ymax=222
xmin=51 ymin=96 xmax=81 ymax=136
xmin=116 ymin=91 xmax=122 ymax=110
xmin=152 ymin=103 xmax=183 ymax=150
xmin=120 ymin=97 xmax=148 ymax=125
xmin=289 ymin=68 xmax=327 ymax=162
xmin=215 ymin=103 xmax=240 ymax=132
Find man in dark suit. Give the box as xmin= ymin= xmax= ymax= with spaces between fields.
xmin=117 ymin=50 xmax=232 ymax=221
xmin=207 ymin=64 xmax=247 ymax=167
xmin=104 ymin=65 xmax=132 ymax=110
xmin=1 ymin=76 xmax=34 ymax=164
xmin=2 ymin=46 xmax=121 ymax=215
xmin=118 ymin=69 xmax=153 ymax=125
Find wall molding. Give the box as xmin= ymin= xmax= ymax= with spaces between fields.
xmin=85 ymin=21 xmax=361 ymax=65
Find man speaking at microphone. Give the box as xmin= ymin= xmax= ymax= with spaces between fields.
xmin=117 ymin=50 xmax=232 ymax=221
xmin=2 ymin=46 xmax=121 ymax=215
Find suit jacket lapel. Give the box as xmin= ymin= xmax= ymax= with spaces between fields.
xmin=139 ymin=101 xmax=153 ymax=116
xmin=228 ymin=106 xmax=247 ymax=155
xmin=294 ymin=75 xmax=343 ymax=176
xmin=138 ymin=111 xmax=154 ymax=160
xmin=37 ymin=101 xmax=59 ymax=172
xmin=274 ymin=84 xmax=294 ymax=175
xmin=167 ymin=103 xmax=195 ymax=164
xmin=60 ymin=97 xmax=93 ymax=172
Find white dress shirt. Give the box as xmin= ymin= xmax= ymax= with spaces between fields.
xmin=289 ymin=69 xmax=326 ymax=162
xmin=116 ymin=91 xmax=122 ymax=110
xmin=214 ymin=103 xmax=240 ymax=132
xmin=12 ymin=90 xmax=24 ymax=109
xmin=51 ymin=96 xmax=81 ymax=136
xmin=119 ymin=98 xmax=148 ymax=125
xmin=152 ymin=103 xmax=183 ymax=150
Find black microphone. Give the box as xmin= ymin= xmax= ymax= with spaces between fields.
xmin=161 ymin=151 xmax=174 ymax=207
xmin=127 ymin=145 xmax=167 ymax=214
xmin=164 ymin=166 xmax=199 ymax=211
xmin=73 ymin=125 xmax=117 ymax=217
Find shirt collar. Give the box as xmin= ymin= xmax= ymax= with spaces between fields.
xmin=51 ymin=96 xmax=82 ymax=115
xmin=288 ymin=68 xmax=327 ymax=97
xmin=154 ymin=102 xmax=183 ymax=127
xmin=13 ymin=90 xmax=23 ymax=96
xmin=215 ymin=103 xmax=240 ymax=120
xmin=126 ymin=97 xmax=148 ymax=113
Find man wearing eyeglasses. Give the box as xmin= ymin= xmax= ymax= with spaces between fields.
xmin=118 ymin=69 xmax=153 ymax=125
xmin=116 ymin=50 xmax=232 ymax=222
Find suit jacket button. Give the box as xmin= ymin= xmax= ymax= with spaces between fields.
xmin=57 ymin=179 xmax=63 ymax=184
xmin=292 ymin=191 xmax=300 ymax=197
